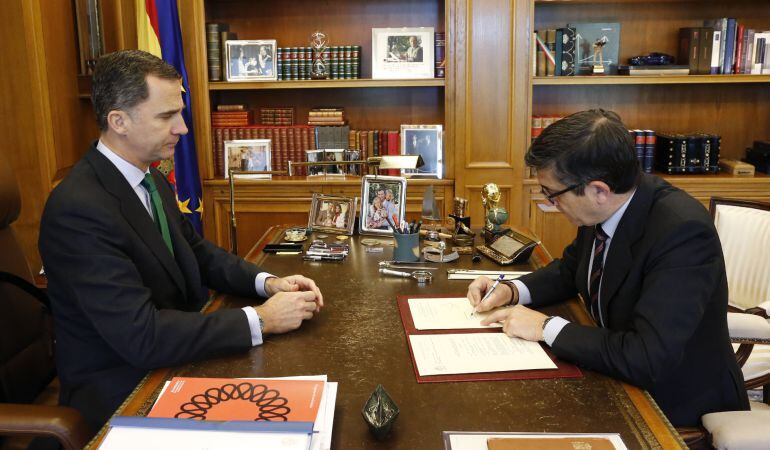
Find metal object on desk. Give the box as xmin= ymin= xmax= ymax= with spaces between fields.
xmin=362 ymin=384 xmax=399 ymax=441
xmin=284 ymin=227 xmax=309 ymax=242
xmin=379 ymin=268 xmax=433 ymax=284
xmin=379 ymin=261 xmax=437 ymax=271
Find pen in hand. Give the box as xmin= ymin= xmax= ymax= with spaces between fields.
xmin=472 ymin=274 xmax=505 ymax=316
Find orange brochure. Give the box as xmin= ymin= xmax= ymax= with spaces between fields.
xmin=148 ymin=377 xmax=324 ymax=423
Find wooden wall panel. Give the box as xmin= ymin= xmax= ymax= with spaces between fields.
xmin=453 ymin=0 xmax=529 ymax=230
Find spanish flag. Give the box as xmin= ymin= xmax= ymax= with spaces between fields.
xmin=137 ymin=0 xmax=204 ymax=234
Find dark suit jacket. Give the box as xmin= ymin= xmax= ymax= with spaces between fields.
xmin=39 ymin=144 xmax=265 ymax=430
xmin=520 ymin=174 xmax=749 ymax=427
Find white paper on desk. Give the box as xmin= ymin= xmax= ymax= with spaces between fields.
xmin=409 ymin=333 xmax=556 ymax=376
xmin=99 ymin=426 xmax=311 ymax=450
xmin=408 ymin=297 xmax=503 ymax=330
xmin=447 ymin=271 xmax=530 ymax=281
xmin=445 ymin=432 xmax=627 ymax=450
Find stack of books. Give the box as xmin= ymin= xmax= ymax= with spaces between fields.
xmin=98 ymin=376 xmax=337 ymax=450
xmin=205 ymin=23 xmax=236 ymax=81
xmin=308 ymin=108 xmax=346 ymax=126
xmin=531 ymin=115 xmax=564 ymax=139
xmin=260 ymin=107 xmax=294 ymax=126
xmin=211 ymin=106 xmax=252 ymax=127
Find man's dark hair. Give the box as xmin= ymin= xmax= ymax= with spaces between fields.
xmin=525 ymin=109 xmax=640 ymax=194
xmin=91 ymin=50 xmax=180 ymax=131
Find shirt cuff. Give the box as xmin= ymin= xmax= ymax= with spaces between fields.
xmin=241 ymin=307 xmax=264 ymax=347
xmin=511 ymin=280 xmax=533 ymax=306
xmin=542 ymin=316 xmax=570 ymax=347
xmin=255 ymin=272 xmax=276 ymax=297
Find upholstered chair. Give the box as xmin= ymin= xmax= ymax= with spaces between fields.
xmin=701 ymin=197 xmax=770 ymax=450
xmin=0 ymin=153 xmax=91 ymax=450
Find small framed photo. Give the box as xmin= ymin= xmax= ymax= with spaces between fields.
xmin=372 ymin=27 xmax=434 ymax=79
xmin=400 ymin=125 xmax=443 ymax=178
xmin=308 ymin=194 xmax=357 ymax=235
xmin=305 ymin=149 xmax=351 ymax=176
xmin=224 ymin=139 xmax=272 ymax=178
xmin=225 ymin=40 xmax=277 ymax=81
xmin=360 ymin=175 xmax=407 ymax=236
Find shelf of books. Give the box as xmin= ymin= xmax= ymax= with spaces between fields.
xmin=210 ymin=79 xmax=446 ymax=90
xmin=526 ymin=0 xmax=770 ymax=257
xmin=532 ymin=74 xmax=770 ymax=85
xmin=184 ymin=0 xmax=451 ymax=249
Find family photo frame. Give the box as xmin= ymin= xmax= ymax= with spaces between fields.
xmin=308 ymin=194 xmax=357 ymax=235
xmin=359 ymin=175 xmax=407 ymax=236
xmin=400 ymin=124 xmax=443 ymax=178
xmin=225 ymin=40 xmax=277 ymax=81
xmin=223 ymin=139 xmax=272 ymax=178
xmin=372 ymin=27 xmax=435 ymax=79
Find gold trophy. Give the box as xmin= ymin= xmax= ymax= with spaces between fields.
xmin=481 ymin=183 xmax=507 ymax=244
xmin=591 ymin=36 xmax=608 ymax=75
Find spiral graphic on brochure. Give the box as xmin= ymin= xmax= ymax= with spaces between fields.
xmin=175 ymin=382 xmax=291 ymax=421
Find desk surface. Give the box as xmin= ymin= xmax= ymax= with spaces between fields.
xmin=92 ymin=226 xmax=684 ymax=449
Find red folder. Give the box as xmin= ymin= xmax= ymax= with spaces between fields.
xmin=397 ymin=295 xmax=582 ymax=383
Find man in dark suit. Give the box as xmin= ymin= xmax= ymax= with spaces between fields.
xmin=39 ymin=50 xmax=324 ymax=433
xmin=467 ymin=109 xmax=749 ymax=427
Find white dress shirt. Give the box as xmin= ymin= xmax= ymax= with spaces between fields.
xmin=97 ymin=140 xmax=273 ymax=346
xmin=512 ymin=190 xmax=636 ymax=345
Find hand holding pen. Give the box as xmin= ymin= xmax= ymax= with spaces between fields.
xmin=471 ymin=274 xmax=505 ymax=316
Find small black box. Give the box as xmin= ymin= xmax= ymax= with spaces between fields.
xmin=746 ymin=141 xmax=770 ymax=174
xmin=655 ymin=133 xmax=720 ymax=174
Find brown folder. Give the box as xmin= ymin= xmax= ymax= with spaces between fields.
xmin=487 ymin=436 xmax=616 ymax=450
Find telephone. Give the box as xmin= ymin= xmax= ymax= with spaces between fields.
xmin=475 ymin=230 xmax=539 ymax=265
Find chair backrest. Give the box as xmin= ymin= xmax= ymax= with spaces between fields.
xmin=710 ymin=197 xmax=770 ymax=311
xmin=0 ymin=152 xmax=55 ymax=404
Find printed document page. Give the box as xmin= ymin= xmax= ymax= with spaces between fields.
xmin=409 ymin=333 xmax=557 ymax=376
xmin=408 ymin=297 xmax=503 ymax=330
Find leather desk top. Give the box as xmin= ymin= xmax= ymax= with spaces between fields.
xmin=90 ymin=226 xmax=684 ymax=450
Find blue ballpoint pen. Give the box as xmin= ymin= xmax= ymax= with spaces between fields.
xmin=472 ymin=274 xmax=505 ymax=316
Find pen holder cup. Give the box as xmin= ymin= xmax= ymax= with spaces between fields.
xmin=392 ymin=233 xmax=420 ymax=262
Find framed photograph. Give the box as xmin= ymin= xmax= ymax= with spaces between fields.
xmin=305 ymin=149 xmax=357 ymax=176
xmin=400 ymin=125 xmax=443 ymax=178
xmin=225 ymin=40 xmax=277 ymax=81
xmin=308 ymin=194 xmax=357 ymax=235
xmin=224 ymin=139 xmax=272 ymax=178
xmin=372 ymin=27 xmax=434 ymax=79
xmin=360 ymin=175 xmax=407 ymax=236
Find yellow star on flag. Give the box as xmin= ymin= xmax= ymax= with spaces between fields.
xmin=177 ymin=196 xmax=192 ymax=214
xmin=195 ymin=198 xmax=204 ymax=214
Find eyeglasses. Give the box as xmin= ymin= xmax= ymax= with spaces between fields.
xmin=541 ymin=183 xmax=581 ymax=205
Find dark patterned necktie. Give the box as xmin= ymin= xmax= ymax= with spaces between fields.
xmin=589 ymin=224 xmax=608 ymax=324
xmin=140 ymin=173 xmax=174 ymax=256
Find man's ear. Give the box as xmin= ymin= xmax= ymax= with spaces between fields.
xmin=587 ymin=180 xmax=612 ymax=204
xmin=106 ymin=110 xmax=131 ymax=135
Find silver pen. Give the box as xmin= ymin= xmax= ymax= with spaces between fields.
xmin=472 ymin=274 xmax=505 ymax=316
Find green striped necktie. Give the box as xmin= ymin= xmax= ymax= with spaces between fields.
xmin=140 ymin=173 xmax=174 ymax=256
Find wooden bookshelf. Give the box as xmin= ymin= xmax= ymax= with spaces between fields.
xmin=178 ymin=0 xmax=453 ymax=251
xmin=210 ymin=79 xmax=446 ymax=90
xmin=533 ymin=75 xmax=770 ymax=85
xmin=524 ymin=0 xmax=770 ymax=254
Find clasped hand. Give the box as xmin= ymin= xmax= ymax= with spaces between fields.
xmin=256 ymin=275 xmax=324 ymax=335
xmin=466 ymin=276 xmax=548 ymax=341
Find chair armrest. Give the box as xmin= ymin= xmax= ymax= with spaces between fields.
xmin=0 ymin=404 xmax=92 ymax=450
xmin=727 ymin=312 xmax=770 ymax=343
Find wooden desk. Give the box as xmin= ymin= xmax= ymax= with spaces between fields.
xmin=90 ymin=226 xmax=684 ymax=449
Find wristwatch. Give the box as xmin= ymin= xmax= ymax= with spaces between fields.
xmin=542 ymin=315 xmax=555 ymax=330
xmin=258 ymin=314 xmax=265 ymax=334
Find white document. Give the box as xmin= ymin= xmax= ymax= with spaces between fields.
xmin=408 ymin=297 xmax=503 ymax=330
xmin=446 ymin=270 xmax=530 ymax=280
xmin=99 ymin=426 xmax=310 ymax=450
xmin=445 ymin=432 xmax=627 ymax=450
xmin=148 ymin=375 xmax=336 ymax=450
xmin=409 ymin=333 xmax=556 ymax=376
